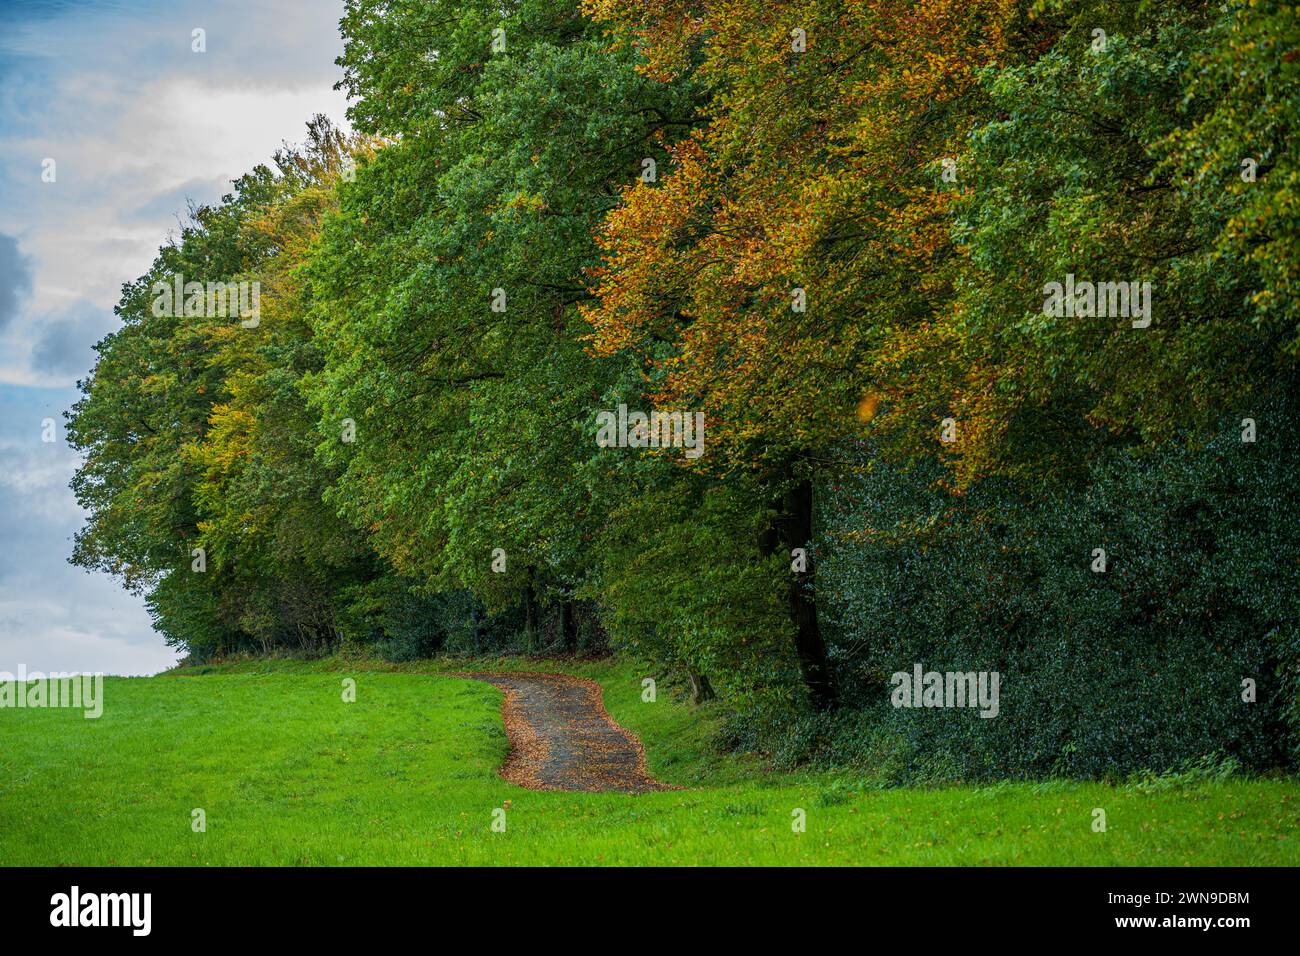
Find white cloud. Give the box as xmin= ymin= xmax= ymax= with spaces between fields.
xmin=0 ymin=0 xmax=350 ymax=385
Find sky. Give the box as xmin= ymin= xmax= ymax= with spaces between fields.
xmin=0 ymin=0 xmax=351 ymax=675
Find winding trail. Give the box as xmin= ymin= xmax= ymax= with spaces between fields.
xmin=457 ymin=672 xmax=669 ymax=794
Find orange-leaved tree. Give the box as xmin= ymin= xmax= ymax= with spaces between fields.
xmin=581 ymin=0 xmax=1019 ymax=707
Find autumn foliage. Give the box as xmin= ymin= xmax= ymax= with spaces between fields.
xmin=67 ymin=0 xmax=1300 ymax=773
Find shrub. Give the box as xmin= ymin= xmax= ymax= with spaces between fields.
xmin=811 ymin=409 xmax=1298 ymax=782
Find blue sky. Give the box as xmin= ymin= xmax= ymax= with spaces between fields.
xmin=0 ymin=0 xmax=350 ymax=674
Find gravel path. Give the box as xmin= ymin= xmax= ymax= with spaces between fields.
xmin=458 ymin=672 xmax=669 ymax=794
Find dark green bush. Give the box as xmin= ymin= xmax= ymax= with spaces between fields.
xmin=810 ymin=409 xmax=1298 ymax=782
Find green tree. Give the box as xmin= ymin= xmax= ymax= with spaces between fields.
xmin=308 ymin=0 xmax=704 ymax=650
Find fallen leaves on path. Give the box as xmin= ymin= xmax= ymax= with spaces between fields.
xmin=454 ymin=672 xmax=671 ymax=794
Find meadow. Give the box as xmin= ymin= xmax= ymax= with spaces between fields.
xmin=1 ymin=658 xmax=1296 ymax=866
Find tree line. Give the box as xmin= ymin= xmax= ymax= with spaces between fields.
xmin=68 ymin=0 xmax=1300 ymax=776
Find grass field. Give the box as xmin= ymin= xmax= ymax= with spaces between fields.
xmin=1 ymin=656 xmax=1297 ymax=866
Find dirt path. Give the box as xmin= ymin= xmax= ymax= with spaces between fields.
xmin=457 ymin=672 xmax=669 ymax=794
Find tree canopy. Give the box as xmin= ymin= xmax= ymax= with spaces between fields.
xmin=68 ymin=0 xmax=1300 ymax=775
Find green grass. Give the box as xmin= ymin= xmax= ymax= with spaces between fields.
xmin=1 ymin=656 xmax=1297 ymax=865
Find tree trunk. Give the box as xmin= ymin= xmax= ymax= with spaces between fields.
xmin=688 ymin=671 xmax=715 ymax=704
xmin=559 ymin=599 xmax=578 ymax=652
xmin=523 ymin=579 xmax=539 ymax=652
xmin=777 ymin=478 xmax=835 ymax=710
